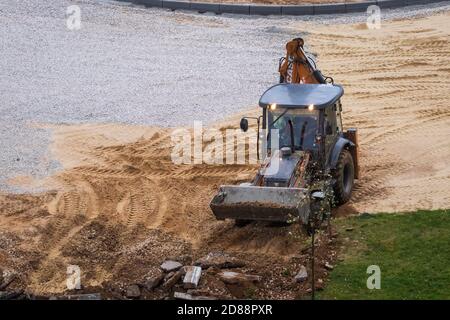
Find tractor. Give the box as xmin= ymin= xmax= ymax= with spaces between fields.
xmin=210 ymin=38 xmax=359 ymax=225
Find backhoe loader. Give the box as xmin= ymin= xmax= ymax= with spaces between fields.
xmin=210 ymin=38 xmax=359 ymax=224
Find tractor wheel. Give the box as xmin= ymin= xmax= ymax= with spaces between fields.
xmin=332 ymin=149 xmax=354 ymax=205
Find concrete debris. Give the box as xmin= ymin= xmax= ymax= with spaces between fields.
xmin=218 ymin=271 xmax=261 ymax=285
xmin=165 ymin=271 xmax=175 ymax=281
xmin=144 ymin=273 xmax=164 ymax=291
xmin=161 ymin=260 xmax=183 ymax=272
xmin=195 ymin=252 xmax=245 ymax=269
xmin=125 ymin=284 xmax=141 ymax=299
xmin=183 ymin=266 xmax=202 ymax=289
xmin=0 ymin=273 xmax=16 ymax=291
xmin=324 ymin=262 xmax=334 ymax=270
xmin=162 ymin=270 xmax=183 ymax=290
xmin=294 ymin=265 xmax=308 ymax=283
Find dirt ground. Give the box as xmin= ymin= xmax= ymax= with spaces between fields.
xmin=1 ymin=11 xmax=449 ymax=298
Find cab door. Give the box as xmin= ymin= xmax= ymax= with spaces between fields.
xmin=324 ymin=104 xmax=338 ymax=165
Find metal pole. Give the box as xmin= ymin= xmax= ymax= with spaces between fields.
xmin=257 ymin=117 xmax=260 ymax=161
xmin=311 ymin=226 xmax=315 ymax=300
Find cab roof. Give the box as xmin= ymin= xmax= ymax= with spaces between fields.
xmin=259 ymin=83 xmax=344 ymax=109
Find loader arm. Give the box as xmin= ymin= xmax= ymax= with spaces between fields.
xmin=279 ymin=38 xmax=329 ymax=85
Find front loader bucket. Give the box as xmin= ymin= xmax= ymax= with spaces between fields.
xmin=210 ymin=185 xmax=310 ymax=224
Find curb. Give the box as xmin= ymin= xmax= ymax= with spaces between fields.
xmin=123 ymin=0 xmax=449 ymax=16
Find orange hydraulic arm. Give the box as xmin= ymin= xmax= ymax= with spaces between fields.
xmin=279 ymin=38 xmax=330 ymax=85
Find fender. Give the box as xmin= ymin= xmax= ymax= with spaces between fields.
xmin=329 ymin=136 xmax=355 ymax=170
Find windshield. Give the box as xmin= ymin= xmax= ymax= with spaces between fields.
xmin=268 ymin=108 xmax=319 ymax=151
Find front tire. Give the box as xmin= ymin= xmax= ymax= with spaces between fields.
xmin=332 ymin=149 xmax=354 ymax=205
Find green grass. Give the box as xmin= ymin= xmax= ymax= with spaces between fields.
xmin=319 ymin=209 xmax=450 ymax=300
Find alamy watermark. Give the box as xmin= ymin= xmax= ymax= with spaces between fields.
xmin=66 ymin=5 xmax=81 ymax=30
xmin=367 ymin=5 xmax=381 ymax=30
xmin=367 ymin=265 xmax=381 ymax=289
xmin=66 ymin=264 xmax=81 ymax=290
xmin=171 ymin=121 xmax=280 ymax=172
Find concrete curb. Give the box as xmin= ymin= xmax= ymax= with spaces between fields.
xmin=122 ymin=0 xmax=449 ymax=16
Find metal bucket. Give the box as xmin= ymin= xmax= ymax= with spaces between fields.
xmin=210 ymin=185 xmax=310 ymax=223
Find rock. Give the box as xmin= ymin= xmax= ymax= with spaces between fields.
xmin=0 ymin=273 xmax=16 ymax=291
xmin=0 ymin=268 xmax=3 ymax=286
xmin=174 ymin=292 xmax=217 ymax=300
xmin=125 ymin=284 xmax=141 ymax=299
xmin=294 ymin=265 xmax=308 ymax=283
xmin=162 ymin=270 xmax=183 ymax=290
xmin=195 ymin=251 xmax=244 ymax=269
xmin=144 ymin=273 xmax=164 ymax=291
xmin=161 ymin=260 xmax=183 ymax=273
xmin=324 ymin=262 xmax=334 ymax=271
xmin=183 ymin=266 xmax=202 ymax=289
xmin=218 ymin=271 xmax=261 ymax=285
xmin=165 ymin=271 xmax=175 ymax=281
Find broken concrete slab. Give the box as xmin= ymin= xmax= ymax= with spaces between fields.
xmin=125 ymin=284 xmax=141 ymax=299
xmin=162 ymin=270 xmax=183 ymax=290
xmin=0 ymin=273 xmax=16 ymax=291
xmin=161 ymin=260 xmax=183 ymax=272
xmin=294 ymin=265 xmax=308 ymax=283
xmin=218 ymin=271 xmax=261 ymax=285
xmin=144 ymin=273 xmax=164 ymax=291
xmin=183 ymin=266 xmax=202 ymax=289
xmin=195 ymin=252 xmax=244 ymax=269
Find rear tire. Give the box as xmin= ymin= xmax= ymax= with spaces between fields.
xmin=332 ymin=149 xmax=354 ymax=205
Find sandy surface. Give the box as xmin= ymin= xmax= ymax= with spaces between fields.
xmin=1 ymin=0 xmax=449 ymax=191
xmin=0 ymin=1 xmax=449 ymax=298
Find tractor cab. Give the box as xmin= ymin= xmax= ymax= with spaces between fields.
xmin=257 ymin=83 xmax=345 ymax=165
